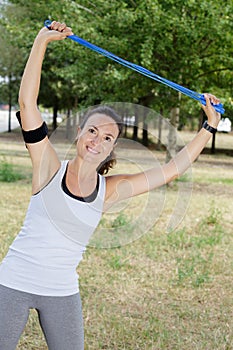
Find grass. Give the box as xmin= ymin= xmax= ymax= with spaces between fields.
xmin=0 ymin=158 xmax=25 ymax=182
xmin=0 ymin=130 xmax=233 ymax=349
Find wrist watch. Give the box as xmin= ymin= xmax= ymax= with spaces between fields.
xmin=202 ymin=121 xmax=217 ymax=134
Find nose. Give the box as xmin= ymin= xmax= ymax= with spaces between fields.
xmin=91 ymin=134 xmax=101 ymax=146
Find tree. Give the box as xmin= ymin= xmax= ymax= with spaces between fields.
xmin=0 ymin=3 xmax=26 ymax=131
xmin=1 ymin=0 xmax=232 ymax=147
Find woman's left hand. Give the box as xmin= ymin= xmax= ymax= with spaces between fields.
xmin=36 ymin=21 xmax=73 ymax=44
xmin=201 ymin=93 xmax=221 ymax=129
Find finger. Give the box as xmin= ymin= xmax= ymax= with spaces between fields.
xmin=203 ymin=93 xmax=220 ymax=105
xmin=59 ymin=22 xmax=67 ymax=31
xmin=48 ymin=22 xmax=73 ymax=37
xmin=203 ymin=96 xmax=221 ymax=119
xmin=203 ymin=93 xmax=212 ymax=107
xmin=62 ymin=26 xmax=73 ymax=35
xmin=50 ymin=21 xmax=59 ymax=30
xmin=50 ymin=21 xmax=66 ymax=32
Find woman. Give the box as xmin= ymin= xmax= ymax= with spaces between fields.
xmin=0 ymin=21 xmax=221 ymax=350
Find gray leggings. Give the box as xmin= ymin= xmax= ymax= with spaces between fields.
xmin=0 ymin=284 xmax=84 ymax=350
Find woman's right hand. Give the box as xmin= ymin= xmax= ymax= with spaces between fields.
xmin=201 ymin=93 xmax=221 ymax=129
xmin=18 ymin=20 xmax=72 ymax=193
xmin=36 ymin=21 xmax=73 ymax=44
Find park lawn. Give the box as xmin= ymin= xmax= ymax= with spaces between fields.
xmin=0 ymin=130 xmax=233 ymax=350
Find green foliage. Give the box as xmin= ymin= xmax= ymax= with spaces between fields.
xmin=0 ymin=160 xmax=24 ymax=182
xmin=111 ymin=212 xmax=129 ymax=228
xmin=168 ymin=204 xmax=224 ymax=287
xmin=1 ymin=0 xmax=232 ymax=126
xmin=175 ymin=173 xmax=192 ymax=183
xmin=107 ymin=254 xmax=131 ymax=270
xmin=176 ymin=253 xmax=213 ymax=287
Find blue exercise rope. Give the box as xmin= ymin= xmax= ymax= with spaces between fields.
xmin=44 ymin=20 xmax=224 ymax=114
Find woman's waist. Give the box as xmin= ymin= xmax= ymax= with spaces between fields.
xmin=0 ymin=260 xmax=79 ymax=296
xmin=2 ymin=246 xmax=83 ymax=271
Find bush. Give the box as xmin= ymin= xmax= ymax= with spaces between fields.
xmin=0 ymin=160 xmax=24 ymax=182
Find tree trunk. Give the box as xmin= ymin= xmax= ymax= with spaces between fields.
xmin=66 ymin=109 xmax=71 ymax=140
xmin=53 ymin=99 xmax=58 ymax=131
xmin=8 ymin=76 xmax=12 ymax=133
xmin=8 ymin=99 xmax=12 ymax=133
xmin=157 ymin=110 xmax=163 ymax=150
xmin=142 ymin=108 xmax=148 ymax=147
xmin=211 ymin=133 xmax=216 ymax=154
xmin=133 ymin=104 xmax=139 ymax=141
xmin=123 ymin=105 xmax=128 ymax=138
xmin=166 ymin=106 xmax=180 ymax=163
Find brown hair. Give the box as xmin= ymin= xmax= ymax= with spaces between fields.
xmin=79 ymin=106 xmax=123 ymax=175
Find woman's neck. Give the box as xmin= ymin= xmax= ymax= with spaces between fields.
xmin=68 ymin=157 xmax=97 ymax=180
xmin=65 ymin=158 xmax=98 ymax=198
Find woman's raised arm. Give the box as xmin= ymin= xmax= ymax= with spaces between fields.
xmin=105 ymin=94 xmax=221 ymax=208
xmin=18 ymin=21 xmax=73 ymax=194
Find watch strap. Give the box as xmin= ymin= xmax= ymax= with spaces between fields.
xmin=202 ymin=120 xmax=217 ymax=134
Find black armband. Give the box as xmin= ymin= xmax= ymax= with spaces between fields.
xmin=16 ymin=111 xmax=48 ymax=143
xmin=22 ymin=122 xmax=48 ymax=143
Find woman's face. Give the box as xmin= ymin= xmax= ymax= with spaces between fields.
xmin=76 ymin=113 xmax=119 ymax=165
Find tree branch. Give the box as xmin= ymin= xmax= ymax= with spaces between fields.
xmin=195 ymin=67 xmax=232 ymax=79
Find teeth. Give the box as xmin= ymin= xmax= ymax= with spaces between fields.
xmin=87 ymin=146 xmax=99 ymax=154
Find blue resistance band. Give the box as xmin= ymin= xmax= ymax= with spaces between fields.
xmin=44 ymin=20 xmax=224 ymax=114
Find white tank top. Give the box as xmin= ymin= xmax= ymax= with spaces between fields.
xmin=0 ymin=161 xmax=106 ymax=296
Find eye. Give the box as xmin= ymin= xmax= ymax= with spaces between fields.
xmin=104 ymin=136 xmax=113 ymax=143
xmin=88 ymin=127 xmax=97 ymax=134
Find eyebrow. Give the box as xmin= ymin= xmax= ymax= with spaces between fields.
xmin=89 ymin=125 xmax=115 ymax=139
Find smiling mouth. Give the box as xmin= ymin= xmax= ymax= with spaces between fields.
xmin=87 ymin=146 xmax=100 ymax=155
